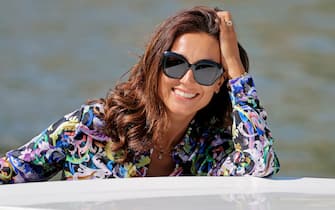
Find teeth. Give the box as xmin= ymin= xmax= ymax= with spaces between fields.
xmin=174 ymin=89 xmax=196 ymax=98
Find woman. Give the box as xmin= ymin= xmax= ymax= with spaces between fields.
xmin=0 ymin=6 xmax=279 ymax=184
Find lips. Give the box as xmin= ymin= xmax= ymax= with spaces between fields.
xmin=173 ymin=88 xmax=197 ymax=99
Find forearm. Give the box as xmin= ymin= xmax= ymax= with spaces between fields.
xmin=0 ymin=134 xmax=65 ymax=184
xmin=0 ymin=108 xmax=84 ymax=184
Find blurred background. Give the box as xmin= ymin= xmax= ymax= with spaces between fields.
xmin=0 ymin=0 xmax=334 ymax=178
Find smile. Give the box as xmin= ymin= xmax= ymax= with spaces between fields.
xmin=173 ymin=88 xmax=197 ymax=99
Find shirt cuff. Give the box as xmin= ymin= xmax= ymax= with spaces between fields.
xmin=228 ymin=73 xmax=258 ymax=105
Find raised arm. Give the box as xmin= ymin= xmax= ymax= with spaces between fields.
xmin=215 ymin=11 xmax=279 ymax=176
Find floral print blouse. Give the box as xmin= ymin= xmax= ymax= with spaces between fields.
xmin=0 ymin=74 xmax=280 ymax=184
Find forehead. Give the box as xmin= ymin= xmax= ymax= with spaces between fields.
xmin=171 ymin=32 xmax=221 ymax=63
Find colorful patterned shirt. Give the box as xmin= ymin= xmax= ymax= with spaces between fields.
xmin=0 ymin=74 xmax=280 ymax=184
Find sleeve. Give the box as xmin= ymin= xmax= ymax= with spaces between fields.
xmin=217 ymin=73 xmax=280 ymax=177
xmin=0 ymin=108 xmax=83 ymax=184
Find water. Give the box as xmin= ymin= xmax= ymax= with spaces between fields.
xmin=0 ymin=0 xmax=334 ymax=178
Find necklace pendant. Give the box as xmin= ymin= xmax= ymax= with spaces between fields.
xmin=158 ymin=152 xmax=163 ymax=160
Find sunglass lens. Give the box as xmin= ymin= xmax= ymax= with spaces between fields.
xmin=194 ymin=64 xmax=222 ymax=86
xmin=163 ymin=56 xmax=188 ymax=79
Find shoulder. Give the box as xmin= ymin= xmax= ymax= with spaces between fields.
xmin=75 ymin=101 xmax=110 ymax=141
xmin=80 ymin=102 xmax=105 ymax=128
xmin=53 ymin=101 xmax=105 ymax=130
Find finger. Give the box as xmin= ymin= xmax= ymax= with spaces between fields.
xmin=217 ymin=11 xmax=234 ymax=30
xmin=216 ymin=11 xmax=232 ymax=22
xmin=225 ymin=20 xmax=233 ymax=27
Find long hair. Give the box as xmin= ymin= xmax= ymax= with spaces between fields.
xmin=103 ymin=6 xmax=249 ymax=162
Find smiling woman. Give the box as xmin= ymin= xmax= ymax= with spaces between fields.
xmin=0 ymin=6 xmax=279 ymax=184
xmin=158 ymin=33 xmax=222 ymax=126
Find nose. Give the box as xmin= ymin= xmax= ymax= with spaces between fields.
xmin=179 ymin=68 xmax=197 ymax=85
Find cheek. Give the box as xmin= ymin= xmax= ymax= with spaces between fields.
xmin=158 ymin=74 xmax=172 ymax=100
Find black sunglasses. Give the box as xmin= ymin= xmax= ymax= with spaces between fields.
xmin=162 ymin=51 xmax=224 ymax=86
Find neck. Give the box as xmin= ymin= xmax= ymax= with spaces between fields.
xmin=159 ymin=114 xmax=194 ymax=149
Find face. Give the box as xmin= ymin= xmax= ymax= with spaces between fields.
xmin=158 ymin=32 xmax=223 ymax=122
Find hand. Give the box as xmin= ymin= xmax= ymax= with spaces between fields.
xmin=217 ymin=11 xmax=246 ymax=79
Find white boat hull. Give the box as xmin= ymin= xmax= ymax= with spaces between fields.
xmin=1 ymin=176 xmax=335 ymax=210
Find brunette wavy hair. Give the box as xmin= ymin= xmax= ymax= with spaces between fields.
xmin=102 ymin=6 xmax=249 ymax=162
